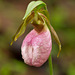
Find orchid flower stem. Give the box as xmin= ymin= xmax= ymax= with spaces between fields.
xmin=49 ymin=55 xmax=53 ymax=75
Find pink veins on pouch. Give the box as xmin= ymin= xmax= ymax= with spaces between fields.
xmin=21 ymin=29 xmax=52 ymax=67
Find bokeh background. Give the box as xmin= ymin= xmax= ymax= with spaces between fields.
xmin=0 ymin=0 xmax=75 ymax=75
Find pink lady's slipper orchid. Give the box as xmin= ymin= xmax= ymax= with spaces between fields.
xmin=21 ymin=28 xmax=52 ymax=67
xmin=11 ymin=0 xmax=61 ymax=69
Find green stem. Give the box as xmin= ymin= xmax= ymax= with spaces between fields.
xmin=49 ymin=55 xmax=53 ymax=75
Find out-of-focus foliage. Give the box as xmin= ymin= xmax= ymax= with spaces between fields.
xmin=0 ymin=0 xmax=75 ymax=75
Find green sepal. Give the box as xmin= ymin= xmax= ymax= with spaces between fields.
xmin=10 ymin=12 xmax=34 ymax=45
xmin=23 ymin=1 xmax=47 ymax=20
xmin=10 ymin=1 xmax=47 ymax=45
xmin=38 ymin=10 xmax=49 ymax=20
xmin=38 ymin=12 xmax=61 ymax=57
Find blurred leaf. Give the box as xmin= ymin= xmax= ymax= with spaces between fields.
xmin=50 ymin=7 xmax=66 ymax=29
xmin=0 ymin=60 xmax=26 ymax=75
xmin=1 ymin=66 xmax=10 ymax=75
xmin=68 ymin=65 xmax=75 ymax=75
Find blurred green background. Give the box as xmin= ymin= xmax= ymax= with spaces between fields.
xmin=0 ymin=0 xmax=75 ymax=75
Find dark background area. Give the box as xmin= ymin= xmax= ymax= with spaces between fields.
xmin=0 ymin=0 xmax=75 ymax=75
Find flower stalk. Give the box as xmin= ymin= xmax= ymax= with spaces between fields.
xmin=49 ymin=55 xmax=53 ymax=75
